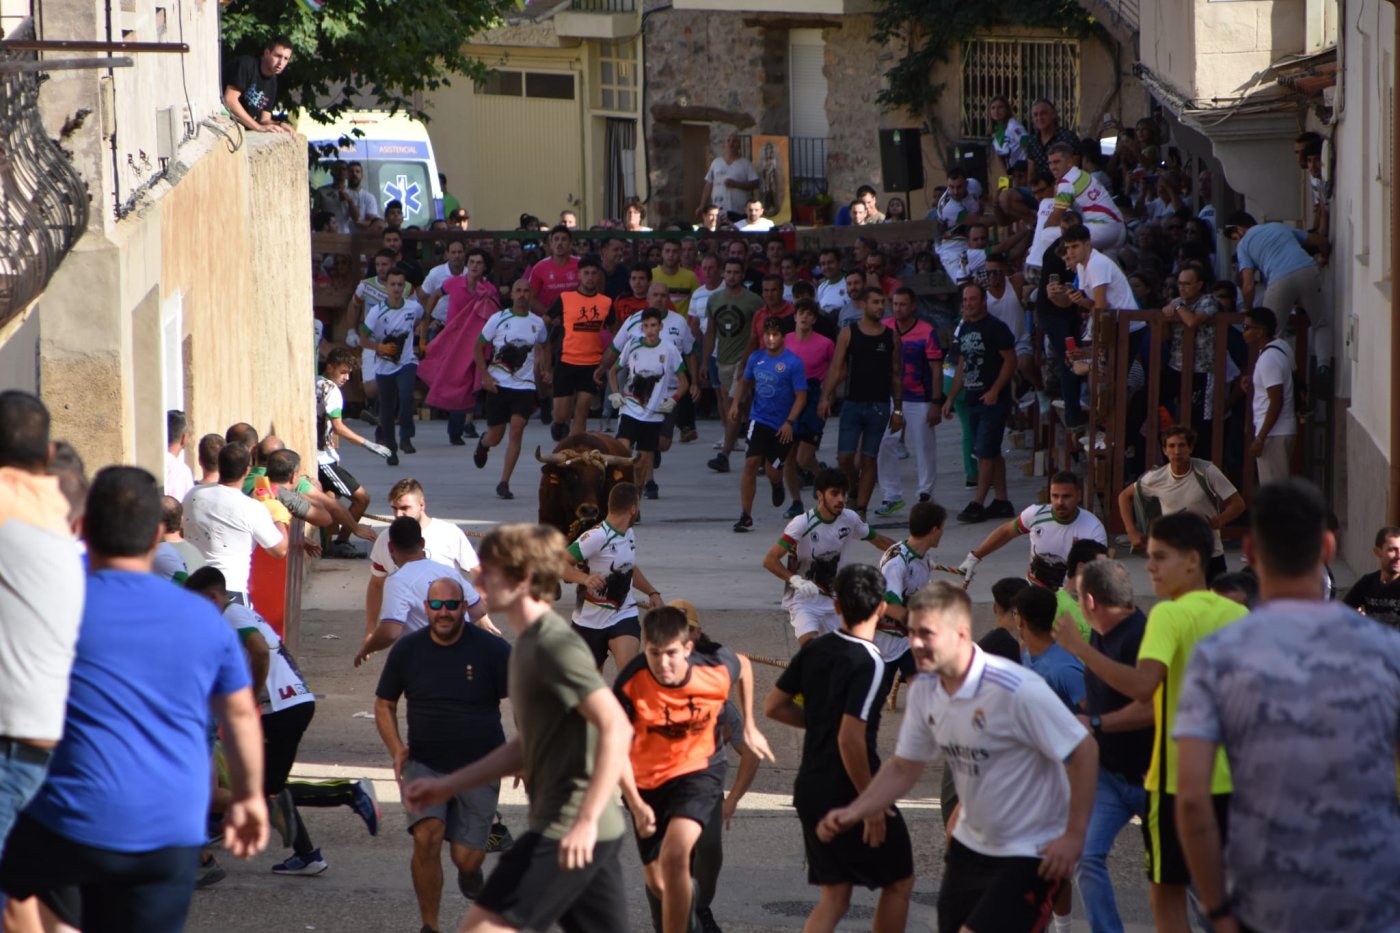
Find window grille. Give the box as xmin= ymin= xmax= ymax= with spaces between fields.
xmin=960 ymin=38 xmax=1081 ymax=138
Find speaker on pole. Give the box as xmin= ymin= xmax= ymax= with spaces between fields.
xmin=878 ymin=128 xmax=924 ymax=192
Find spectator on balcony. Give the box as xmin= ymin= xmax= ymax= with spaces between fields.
xmin=315 ymin=162 xmax=357 ymax=235
xmin=623 ymin=200 xmax=652 ymax=233
xmin=560 ymin=209 xmax=579 ymax=230
xmin=224 ymin=35 xmax=294 ymax=135
xmin=1225 ymin=211 xmax=1330 ymax=364
xmin=696 ymin=204 xmax=724 ymax=234
xmin=847 ymin=199 xmax=873 ymax=226
xmin=1023 ymin=99 xmax=1079 ymax=180
xmin=1046 ymin=143 xmax=1127 ymax=257
xmin=735 ymin=196 xmax=775 ymax=234
xmin=1159 ymin=261 xmax=1219 ymax=448
xmin=1240 ymin=307 xmax=1296 ymax=486
xmin=698 ymin=133 xmax=760 ymax=223
xmin=932 ymin=167 xmax=997 ymax=285
xmin=987 ymin=95 xmax=1029 ymax=183
xmin=1050 ymin=223 xmax=1141 ymax=341
xmin=446 ymin=207 xmax=470 ymax=231
xmin=883 ymin=196 xmax=909 ymax=222
xmin=344 ymin=161 xmax=383 ymax=233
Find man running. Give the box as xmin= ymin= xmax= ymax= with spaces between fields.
xmin=762 ymin=468 xmax=895 ymax=646
xmin=359 ymin=267 xmax=426 ymax=464
xmin=378 ymin=577 xmax=512 ymax=933
xmin=404 ymin=523 xmax=634 ymax=933
xmin=546 ymin=255 xmax=612 ymax=441
xmin=873 ymin=287 xmax=944 ymax=517
xmin=473 ymin=279 xmax=550 ymax=500
xmin=873 ymin=501 xmax=947 ymax=725
xmin=316 ymin=347 xmax=389 ymax=555
xmin=705 ymin=258 xmax=765 ymax=473
xmin=347 ymin=248 xmax=395 ymax=415
xmin=818 ymin=287 xmax=904 ymax=519
xmin=818 ymin=581 xmax=1097 ymax=933
xmin=729 ymin=316 xmax=808 ymax=532
xmin=959 ymin=471 xmax=1106 ymax=587
xmin=615 ymin=607 xmax=774 ymax=933
xmin=608 ymin=306 xmax=689 ymax=500
xmin=765 ymin=564 xmax=915 ymax=933
xmin=1052 ymin=512 xmax=1245 ymax=932
xmin=562 ymin=482 xmax=664 ymax=672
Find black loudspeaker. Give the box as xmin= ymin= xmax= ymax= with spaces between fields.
xmin=948 ymin=142 xmax=990 ymax=193
xmin=879 ymin=128 xmax=924 ymax=192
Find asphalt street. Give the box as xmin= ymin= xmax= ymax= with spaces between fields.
xmin=184 ymin=407 xmax=1252 ymax=932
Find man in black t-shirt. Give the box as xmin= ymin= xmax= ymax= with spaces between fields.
xmin=764 ymin=564 xmax=914 ymax=932
xmin=1035 ymin=203 xmax=1085 ymax=426
xmin=223 ymin=35 xmax=294 ymax=135
xmin=1344 ymin=526 xmax=1400 ymax=629
xmin=1051 ymin=559 xmax=1154 ymax=933
xmin=943 ymin=283 xmax=1016 ymax=524
xmin=375 ymin=578 xmax=511 ymax=932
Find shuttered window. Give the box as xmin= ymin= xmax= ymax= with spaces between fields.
xmin=789 ymin=30 xmax=830 ymax=140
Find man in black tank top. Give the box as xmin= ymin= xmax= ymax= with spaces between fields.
xmin=818 ymin=287 xmax=904 ymax=519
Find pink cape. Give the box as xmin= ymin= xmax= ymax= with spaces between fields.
xmin=418 ymin=277 xmax=501 ymax=410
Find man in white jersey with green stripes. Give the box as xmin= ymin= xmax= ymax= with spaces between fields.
xmin=959 ymin=471 xmax=1106 ymax=587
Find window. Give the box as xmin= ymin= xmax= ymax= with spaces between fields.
xmin=479 ymin=70 xmax=575 ymax=101
xmin=598 ymin=40 xmax=638 ymax=112
xmin=960 ymin=38 xmax=1080 ymax=139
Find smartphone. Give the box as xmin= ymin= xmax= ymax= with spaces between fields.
xmin=1049 ymin=274 xmax=1061 ymax=285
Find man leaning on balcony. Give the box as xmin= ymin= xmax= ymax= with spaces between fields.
xmin=224 ymin=35 xmax=296 ymax=135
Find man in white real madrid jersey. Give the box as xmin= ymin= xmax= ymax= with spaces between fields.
xmin=818 ymin=581 xmax=1097 ymax=933
xmin=762 ymin=468 xmax=895 ymax=646
xmin=959 ymin=471 xmax=1106 ymax=587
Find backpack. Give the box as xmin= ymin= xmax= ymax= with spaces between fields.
xmin=1133 ymin=458 xmax=1218 ymax=535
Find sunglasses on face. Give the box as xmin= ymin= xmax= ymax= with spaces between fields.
xmin=427 ymin=599 xmax=463 ymax=610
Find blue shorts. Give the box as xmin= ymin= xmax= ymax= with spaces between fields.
xmin=837 ymin=400 xmax=890 ymax=458
xmin=793 ymin=380 xmax=826 ymax=444
xmin=966 ymin=397 xmax=1011 ymax=460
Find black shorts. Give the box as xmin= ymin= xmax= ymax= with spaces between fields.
xmin=0 ymin=814 xmax=201 ymax=933
xmin=553 ymin=361 xmax=601 ymax=399
xmin=317 ymin=460 xmax=360 ymax=499
xmin=745 ymin=421 xmax=792 ymax=467
xmin=617 ymin=415 xmax=663 ymax=453
xmin=572 ymin=615 xmax=641 ymax=667
xmin=1143 ymin=790 xmax=1230 ymax=885
xmin=798 ymin=804 xmax=913 ymax=889
xmin=476 ymin=831 xmax=628 ymax=933
xmin=635 ymin=769 xmax=723 ymax=865
xmin=485 ymin=387 xmax=537 ymax=426
xmin=936 ymin=837 xmax=1059 ymax=933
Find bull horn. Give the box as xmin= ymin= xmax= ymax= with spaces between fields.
xmin=534 ymin=446 xmax=566 ymax=465
xmin=599 ymin=452 xmax=635 ymax=467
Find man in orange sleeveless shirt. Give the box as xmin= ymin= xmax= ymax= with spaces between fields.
xmin=545 ymin=256 xmax=613 ymax=440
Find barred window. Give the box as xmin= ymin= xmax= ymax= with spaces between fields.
xmin=598 ymin=40 xmax=638 ymax=113
xmin=960 ymin=38 xmax=1081 ymax=139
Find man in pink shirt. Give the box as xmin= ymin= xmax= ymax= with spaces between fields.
xmin=528 ymin=226 xmax=581 ymax=315
xmin=781 ymin=299 xmax=836 ymax=518
xmin=874 ymin=287 xmax=944 ymax=517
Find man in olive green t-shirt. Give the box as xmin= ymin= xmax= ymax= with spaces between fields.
xmin=1053 ymin=512 xmax=1245 ymax=932
xmin=704 ymin=257 xmax=765 ymax=471
xmin=404 ymin=523 xmax=638 ymax=932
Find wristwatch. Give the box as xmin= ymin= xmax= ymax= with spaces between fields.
xmin=1089 ymin=714 xmax=1103 ymax=735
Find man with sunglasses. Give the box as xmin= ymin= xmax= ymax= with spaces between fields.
xmin=356 ymin=517 xmax=498 ymax=667
xmin=376 ymin=575 xmax=511 ymax=932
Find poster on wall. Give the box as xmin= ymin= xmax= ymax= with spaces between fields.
xmin=751 ymin=135 xmax=791 ymax=226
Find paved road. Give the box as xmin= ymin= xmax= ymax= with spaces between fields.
xmin=189 ymin=410 xmax=1181 ymax=932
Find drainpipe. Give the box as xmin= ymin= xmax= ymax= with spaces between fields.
xmin=1390 ymin=2 xmax=1400 ymax=525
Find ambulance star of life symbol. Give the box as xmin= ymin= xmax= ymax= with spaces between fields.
xmin=383 ymin=174 xmax=423 ymax=215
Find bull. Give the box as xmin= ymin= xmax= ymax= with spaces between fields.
xmin=536 ymin=432 xmax=637 ymax=541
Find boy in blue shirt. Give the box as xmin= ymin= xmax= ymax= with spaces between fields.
xmin=729 ymin=316 xmax=808 ymax=532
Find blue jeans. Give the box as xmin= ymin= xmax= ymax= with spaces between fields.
xmin=837 ymin=400 xmax=890 ymax=457
xmin=0 ymin=742 xmax=52 ymax=860
xmin=375 ymin=363 xmax=418 ymax=452
xmin=1038 ymin=310 xmax=1082 ymax=425
xmin=1075 ymin=768 xmax=1147 ymax=933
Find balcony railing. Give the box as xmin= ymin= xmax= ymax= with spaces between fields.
xmin=0 ymin=20 xmax=91 ymax=328
xmin=570 ymin=0 xmax=636 ymax=11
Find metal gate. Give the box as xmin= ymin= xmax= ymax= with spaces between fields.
xmin=960 ymin=38 xmax=1081 ymax=139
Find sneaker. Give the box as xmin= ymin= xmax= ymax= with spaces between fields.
xmin=269 ymin=787 xmax=295 ymax=847
xmin=351 ymin=778 xmax=380 ymax=836
xmin=195 ymin=854 xmax=227 ymax=889
xmin=386 ymin=453 xmax=399 ymax=467
xmin=495 ymin=482 xmax=514 ymax=500
xmin=707 ymin=454 xmax=730 ymax=473
xmin=271 ymin=848 xmax=328 ymax=875
xmin=784 ymin=499 xmax=805 ymax=519
xmin=486 ymin=820 xmax=515 ymax=853
xmin=457 ymin=867 xmax=485 ymax=900
xmin=327 ymin=541 xmax=361 ymax=559
xmin=550 ymin=422 xmax=569 ymax=442
xmin=770 ymin=481 xmax=785 ymax=508
xmin=956 ymin=501 xmax=986 ymax=524
xmin=732 ymin=514 xmax=753 ymax=532
xmin=358 ymin=409 xmax=378 ymax=425
xmin=644 ymin=480 xmax=659 ymax=500
xmin=874 ymin=498 xmax=905 ymax=517
xmin=680 ymin=428 xmax=699 ymax=443
xmin=463 ymin=423 xmax=480 ymax=439
xmin=400 ymin=439 xmax=416 ymax=454
xmin=697 ymin=907 xmax=723 ymax=933
xmin=473 ymin=441 xmax=489 ymax=469
xmin=918 ymin=492 xmax=931 ymax=503
xmin=448 ymin=436 xmax=466 ymax=446
xmin=964 ymin=477 xmax=977 ymax=488
xmin=711 ymin=439 xmax=726 ymax=450
xmin=985 ymin=499 xmax=1015 ymax=519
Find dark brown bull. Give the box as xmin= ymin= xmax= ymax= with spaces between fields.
xmin=536 ymin=432 xmax=637 ymax=540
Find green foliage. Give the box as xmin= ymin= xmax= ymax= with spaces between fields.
xmin=872 ymin=0 xmax=1098 ymax=119
xmin=222 ymin=0 xmax=515 ymax=124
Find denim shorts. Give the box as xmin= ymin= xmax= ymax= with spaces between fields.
xmin=837 ymin=400 xmax=890 ymax=457
xmin=966 ymin=397 xmax=1011 ymax=459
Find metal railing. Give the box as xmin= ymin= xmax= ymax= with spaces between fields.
xmin=0 ymin=19 xmax=91 ymax=329
xmin=960 ymin=37 xmax=1081 ymax=139
xmin=569 ymin=0 xmax=636 ymax=11
xmin=790 ymin=136 xmax=829 ymax=202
